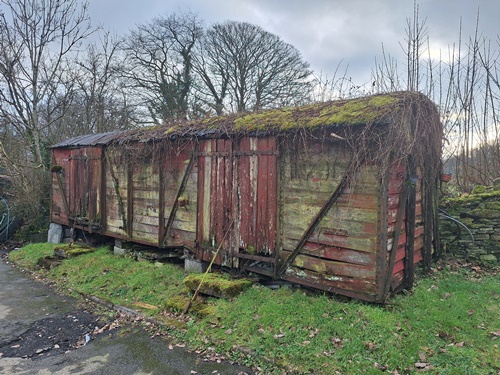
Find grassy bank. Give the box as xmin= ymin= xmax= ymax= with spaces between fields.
xmin=9 ymin=244 xmax=500 ymax=374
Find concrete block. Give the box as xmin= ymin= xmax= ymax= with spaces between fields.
xmin=47 ymin=223 xmax=63 ymax=244
xmin=185 ymin=258 xmax=207 ymax=273
xmin=114 ymin=246 xmax=127 ymax=256
xmin=115 ymin=239 xmax=123 ymax=248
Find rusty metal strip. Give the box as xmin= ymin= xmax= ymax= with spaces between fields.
xmin=277 ymin=164 xmax=355 ymax=276
xmin=196 ymin=150 xmax=278 ymax=157
xmin=68 ymin=155 xmax=101 ymax=161
xmin=233 ymin=150 xmax=278 ymax=156
xmin=234 ymin=252 xmax=277 ymax=264
xmin=383 ymin=181 xmax=410 ymax=298
xmin=196 ymin=151 xmax=229 ymax=157
xmin=161 ymin=145 xmax=198 ymax=247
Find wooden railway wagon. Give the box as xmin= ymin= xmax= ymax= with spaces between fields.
xmin=50 ymin=92 xmax=442 ymax=302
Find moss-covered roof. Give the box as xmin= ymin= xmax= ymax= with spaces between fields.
xmin=53 ymin=91 xmax=438 ymax=147
xmin=129 ymin=92 xmax=410 ymax=141
xmin=207 ymin=93 xmax=400 ymax=131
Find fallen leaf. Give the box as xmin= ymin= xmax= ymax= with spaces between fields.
xmin=273 ymin=333 xmax=285 ymax=339
xmin=323 ymin=349 xmax=334 ymax=356
xmin=331 ymin=337 xmax=342 ymax=347
xmin=418 ymin=351 xmax=426 ymax=362
xmin=414 ymin=362 xmax=428 ymax=369
xmin=444 ymin=292 xmax=451 ymax=299
xmin=133 ymin=301 xmax=158 ymax=310
xmin=309 ymin=328 xmax=319 ymax=338
xmin=467 ymin=310 xmax=474 ymax=315
xmin=168 ymin=344 xmax=174 ymax=350
xmin=374 ymin=362 xmax=387 ymax=371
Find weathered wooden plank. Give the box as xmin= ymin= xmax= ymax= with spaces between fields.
xmin=223 ymin=139 xmax=233 ymax=254
xmin=286 ymin=251 xmax=376 ymax=280
xmin=174 ymin=203 xmax=197 ymax=220
xmin=256 ymin=137 xmax=269 ymax=253
xmin=387 ymin=225 xmax=423 ymax=243
xmin=106 ymin=218 xmax=127 ymax=228
xmin=266 ymin=137 xmax=278 ymax=254
xmin=130 ymin=186 xmax=160 ymax=196
xmin=132 ymin=206 xmax=160 ymax=218
xmin=171 ymin=216 xmax=197 ymax=233
xmin=283 ymin=265 xmax=378 ymax=294
xmin=301 ymin=242 xmax=376 ymax=265
xmin=132 ymin=222 xmax=159 ymax=234
xmin=303 ymin=231 xmax=376 ymax=252
xmin=198 ymin=140 xmax=211 ymax=245
xmin=284 ymin=203 xmax=378 ymax=227
xmin=237 ymin=137 xmax=251 ymax=249
xmin=285 ymin=192 xmax=379 ymax=210
xmin=211 ymin=141 xmax=221 ymax=242
xmin=393 ymin=248 xmax=423 ymax=274
xmin=105 ymin=225 xmax=127 ymax=237
xmin=173 ymin=226 xmax=197 ymax=240
xmin=132 ymin=214 xmax=159 ymax=226
xmin=249 ymin=138 xmax=258 ymax=251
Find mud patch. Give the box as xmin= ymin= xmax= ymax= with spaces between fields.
xmin=0 ymin=309 xmax=114 ymax=360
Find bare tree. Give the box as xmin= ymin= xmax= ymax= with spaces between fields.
xmin=191 ymin=33 xmax=230 ymax=116
xmin=0 ymin=0 xmax=95 ymax=169
xmin=123 ymin=11 xmax=202 ymax=123
xmin=370 ymin=2 xmax=500 ymax=189
xmin=47 ymin=33 xmax=136 ymax=142
xmin=198 ymin=21 xmax=313 ymax=113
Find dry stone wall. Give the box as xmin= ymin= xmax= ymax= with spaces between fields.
xmin=439 ymin=178 xmax=500 ymax=265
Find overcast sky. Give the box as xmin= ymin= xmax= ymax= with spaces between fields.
xmin=88 ymin=0 xmax=500 ymax=86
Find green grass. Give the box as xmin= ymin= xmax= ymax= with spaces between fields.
xmin=8 ymin=243 xmax=57 ymax=268
xmin=8 ymin=244 xmax=500 ymax=374
xmin=9 ymin=244 xmax=186 ymax=311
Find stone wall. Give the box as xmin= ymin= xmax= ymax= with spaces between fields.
xmin=439 ymin=179 xmax=500 ymax=265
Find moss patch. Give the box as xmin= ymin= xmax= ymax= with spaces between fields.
xmin=184 ymin=273 xmax=253 ymax=299
xmin=468 ymin=208 xmax=500 ymax=220
xmin=54 ymin=244 xmax=95 ymax=259
xmin=471 ymin=185 xmax=487 ymax=195
xmin=231 ymin=94 xmax=399 ymax=132
xmin=165 ymin=295 xmax=217 ymax=317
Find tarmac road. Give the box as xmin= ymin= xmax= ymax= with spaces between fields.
xmin=0 ymin=256 xmax=253 ymax=375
